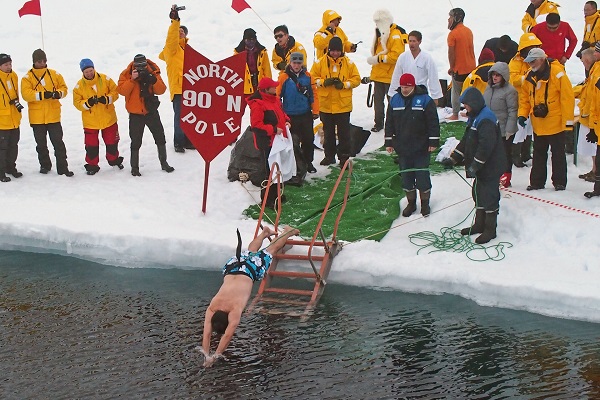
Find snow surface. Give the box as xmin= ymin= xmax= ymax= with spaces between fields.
xmin=3 ymin=1 xmax=599 ymax=323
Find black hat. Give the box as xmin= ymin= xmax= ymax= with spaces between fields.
xmin=133 ymin=54 xmax=147 ymax=68
xmin=32 ymin=48 xmax=46 ymax=62
xmin=0 ymin=53 xmax=11 ymax=66
xmin=328 ymin=36 xmax=343 ymax=52
xmin=243 ymin=28 xmax=257 ymax=40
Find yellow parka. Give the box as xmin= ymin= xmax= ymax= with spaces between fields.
xmin=461 ymin=62 xmax=495 ymax=94
xmin=271 ymin=37 xmax=307 ymax=71
xmin=368 ymin=24 xmax=406 ymax=84
xmin=310 ymin=54 xmax=360 ymax=114
xmin=313 ymin=10 xmax=354 ymax=59
xmin=73 ymin=72 xmax=119 ymax=130
xmin=518 ymin=59 xmax=574 ymax=136
xmin=21 ymin=67 xmax=67 ymax=125
xmin=577 ymin=62 xmax=600 ymax=127
xmin=233 ymin=44 xmax=272 ymax=96
xmin=0 ymin=70 xmax=22 ymax=130
xmin=522 ymin=1 xmax=560 ymax=33
xmin=509 ymin=33 xmax=543 ymax=90
xmin=583 ymin=11 xmax=600 ymax=46
xmin=158 ymin=19 xmax=188 ymax=101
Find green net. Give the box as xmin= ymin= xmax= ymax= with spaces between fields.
xmin=243 ymin=122 xmax=467 ymax=242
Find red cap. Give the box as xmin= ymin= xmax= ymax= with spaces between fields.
xmin=258 ymin=77 xmax=278 ymax=90
xmin=478 ymin=48 xmax=495 ymax=64
xmin=399 ymin=73 xmax=416 ymax=87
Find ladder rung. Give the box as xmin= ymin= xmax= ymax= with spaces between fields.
xmin=263 ymin=287 xmax=314 ymax=296
xmin=258 ymin=297 xmax=311 ymax=306
xmin=268 ymin=270 xmax=318 ymax=279
xmin=276 ymin=254 xmax=325 ymax=261
xmin=285 ymin=239 xmax=329 ymax=247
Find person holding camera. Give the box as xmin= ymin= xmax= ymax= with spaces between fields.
xmin=313 ymin=10 xmax=358 ymax=59
xmin=159 ymin=4 xmax=193 ymax=153
xmin=0 ymin=53 xmax=23 ymax=182
xmin=21 ymin=49 xmax=73 ymax=177
xmin=517 ymin=48 xmax=574 ymax=191
xmin=117 ymin=54 xmax=173 ymax=177
xmin=73 ymin=59 xmax=123 ymax=175
xmin=234 ymin=28 xmax=272 ymax=97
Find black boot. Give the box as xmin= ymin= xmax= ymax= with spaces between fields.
xmin=402 ymin=189 xmax=417 ymax=217
xmin=584 ymin=177 xmax=600 ymax=198
xmin=419 ymin=189 xmax=431 ymax=217
xmin=461 ymin=208 xmax=486 ymax=235
xmin=108 ymin=156 xmax=124 ymax=169
xmin=158 ymin=144 xmax=174 ymax=173
xmin=260 ymin=186 xmax=278 ymax=208
xmin=0 ymin=172 xmax=11 ymax=182
xmin=130 ymin=149 xmax=141 ymax=176
xmin=512 ymin=143 xmax=525 ymax=168
xmin=475 ymin=210 xmax=498 ymax=244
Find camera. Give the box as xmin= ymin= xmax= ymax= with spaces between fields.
xmin=533 ymin=103 xmax=549 ymax=118
xmin=9 ymin=98 xmax=24 ymax=113
xmin=297 ymin=84 xmax=309 ymax=96
xmin=361 ymin=77 xmax=371 ymax=84
xmin=173 ymin=4 xmax=185 ymax=11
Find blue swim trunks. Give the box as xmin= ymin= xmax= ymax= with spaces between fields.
xmin=222 ymin=249 xmax=273 ymax=282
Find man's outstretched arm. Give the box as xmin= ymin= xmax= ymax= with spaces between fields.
xmin=202 ymin=308 xmax=214 ymax=356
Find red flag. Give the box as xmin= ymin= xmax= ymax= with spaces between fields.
xmin=18 ymin=0 xmax=41 ymax=17
xmin=231 ymin=0 xmax=251 ymax=13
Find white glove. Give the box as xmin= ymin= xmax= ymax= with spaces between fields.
xmin=367 ymin=56 xmax=379 ymax=65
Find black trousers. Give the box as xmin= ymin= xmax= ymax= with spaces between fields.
xmin=32 ymin=122 xmax=69 ymax=173
xmin=530 ymin=131 xmax=567 ymax=188
xmin=129 ymin=111 xmax=167 ymax=150
xmin=503 ymin=134 xmax=513 ymax=174
xmin=320 ymin=111 xmax=350 ymax=161
xmin=289 ymin=112 xmax=314 ymax=164
xmin=0 ymin=128 xmax=20 ymax=174
xmin=373 ymin=81 xmax=390 ymax=128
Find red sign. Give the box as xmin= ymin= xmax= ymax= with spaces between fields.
xmin=181 ymin=46 xmax=246 ymax=162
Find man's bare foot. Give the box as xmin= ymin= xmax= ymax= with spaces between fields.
xmin=446 ymin=114 xmax=459 ymax=121
xmin=279 ymin=225 xmax=300 ymax=237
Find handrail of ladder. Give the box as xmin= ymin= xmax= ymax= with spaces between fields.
xmin=254 ymin=162 xmax=283 ymax=239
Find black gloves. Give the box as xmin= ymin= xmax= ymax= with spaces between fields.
xmin=350 ymin=43 xmax=358 ymax=52
xmin=361 ymin=77 xmax=371 ymax=84
xmin=517 ymin=116 xmax=527 ymax=128
xmin=97 ymin=96 xmax=108 ymax=105
xmin=169 ymin=7 xmax=179 ymax=20
xmin=323 ymin=77 xmax=343 ymax=89
xmin=587 ymin=128 xmax=598 ymax=143
xmin=333 ymin=79 xmax=344 ymax=90
xmin=276 ymin=61 xmax=287 ymax=71
xmin=52 ymin=91 xmax=61 ymax=99
xmin=325 ymin=26 xmax=334 ymax=34
xmin=43 ymin=91 xmax=53 ymax=99
xmin=440 ymin=158 xmax=455 ymax=169
xmin=146 ymin=73 xmax=157 ymax=84
xmin=85 ymin=96 xmax=97 ymax=108
xmin=466 ymin=164 xmax=478 ymax=178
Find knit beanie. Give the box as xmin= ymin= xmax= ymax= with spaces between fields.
xmin=243 ymin=28 xmax=257 ymax=40
xmin=478 ymin=48 xmax=495 ymax=64
xmin=79 ymin=58 xmax=94 ymax=71
xmin=32 ymin=48 xmax=46 ymax=62
xmin=399 ymin=73 xmax=416 ymax=87
xmin=328 ymin=37 xmax=343 ymax=52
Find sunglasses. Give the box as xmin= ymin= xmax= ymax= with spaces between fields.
xmin=274 ymin=33 xmax=285 ymax=39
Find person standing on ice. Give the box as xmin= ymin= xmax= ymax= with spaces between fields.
xmin=441 ymin=88 xmax=505 ymax=244
xmin=313 ymin=9 xmax=358 ymax=59
xmin=0 ymin=53 xmax=23 ymax=182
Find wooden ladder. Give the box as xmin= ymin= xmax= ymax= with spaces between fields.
xmin=247 ymin=159 xmax=353 ymax=318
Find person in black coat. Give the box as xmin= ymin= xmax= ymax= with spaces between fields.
xmin=441 ymin=87 xmax=506 ymax=244
xmin=385 ymin=73 xmax=439 ymax=217
xmin=482 ymin=35 xmax=518 ymax=64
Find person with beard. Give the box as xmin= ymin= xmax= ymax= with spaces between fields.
xmin=248 ymin=77 xmax=290 ymax=207
xmin=517 ymin=48 xmax=574 ymax=191
xmin=21 ymin=49 xmax=73 ymax=177
xmin=310 ymin=37 xmax=360 ymax=168
xmin=384 ymin=73 xmax=439 ymax=217
xmin=0 ymin=53 xmax=23 ymax=182
xmin=441 ymin=88 xmax=506 ymax=244
xmin=234 ymin=28 xmax=272 ymax=97
xmin=271 ymin=25 xmax=307 ymax=72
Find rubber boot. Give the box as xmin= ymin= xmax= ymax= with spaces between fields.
xmin=157 ymin=144 xmax=174 ymax=173
xmin=461 ymin=208 xmax=486 ymax=235
xmin=500 ymin=172 xmax=512 ymax=188
xmin=419 ymin=189 xmax=431 ymax=217
xmin=130 ymin=149 xmax=141 ymax=176
xmin=475 ymin=210 xmax=498 ymax=244
xmin=402 ymin=189 xmax=417 ymax=217
xmin=260 ymin=186 xmax=278 ymax=208
xmin=512 ymin=144 xmax=525 ymax=168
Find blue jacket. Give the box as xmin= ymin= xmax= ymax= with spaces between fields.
xmin=279 ymin=69 xmax=314 ymax=116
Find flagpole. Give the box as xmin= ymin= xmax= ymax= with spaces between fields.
xmin=249 ymin=8 xmax=271 ymax=32
xmin=39 ymin=0 xmax=45 ymax=49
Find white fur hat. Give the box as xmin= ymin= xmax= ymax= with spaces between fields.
xmin=372 ymin=9 xmax=394 ymax=56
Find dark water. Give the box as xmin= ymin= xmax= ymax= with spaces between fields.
xmin=1 ymin=251 xmax=599 ymax=400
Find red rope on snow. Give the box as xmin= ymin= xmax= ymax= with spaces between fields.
xmin=501 ymin=187 xmax=600 ymax=219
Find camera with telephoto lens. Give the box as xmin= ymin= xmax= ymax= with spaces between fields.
xmin=533 ymin=103 xmax=549 ymax=118
xmin=173 ymin=4 xmax=186 ymax=11
xmin=9 ymin=98 xmax=24 ymax=113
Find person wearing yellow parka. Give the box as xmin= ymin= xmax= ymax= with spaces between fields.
xmin=367 ymin=9 xmax=407 ymax=132
xmin=517 ymin=48 xmax=573 ymax=191
xmin=159 ymin=6 xmax=192 ymax=152
xmin=313 ymin=10 xmax=357 ymax=60
xmin=522 ymin=0 xmax=560 ymax=33
xmin=234 ymin=28 xmax=272 ymax=97
xmin=21 ymin=49 xmax=73 ymax=176
xmin=461 ymin=48 xmax=496 ymax=94
xmin=310 ymin=37 xmax=360 ymax=167
xmin=73 ymin=59 xmax=123 ymax=175
xmin=582 ymin=2 xmax=600 ymax=52
xmin=0 ymin=53 xmax=23 ymax=181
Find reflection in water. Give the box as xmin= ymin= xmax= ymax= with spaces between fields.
xmin=0 ymin=251 xmax=599 ymax=399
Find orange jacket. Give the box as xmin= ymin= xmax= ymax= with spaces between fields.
xmin=117 ymin=59 xmax=166 ymax=115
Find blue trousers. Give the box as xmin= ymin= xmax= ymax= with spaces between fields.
xmin=397 ymin=152 xmax=432 ymax=191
